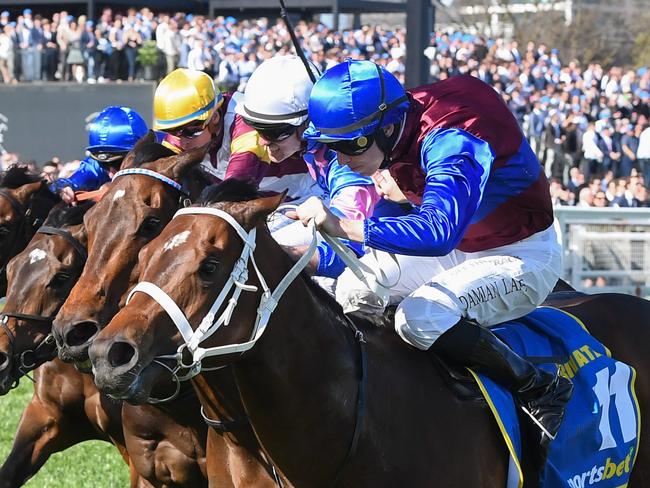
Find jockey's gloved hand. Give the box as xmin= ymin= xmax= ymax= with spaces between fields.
xmin=59 ymin=187 xmax=77 ymax=206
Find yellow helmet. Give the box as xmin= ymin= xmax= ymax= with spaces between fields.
xmin=153 ymin=69 xmax=224 ymax=131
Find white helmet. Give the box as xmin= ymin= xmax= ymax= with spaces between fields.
xmin=235 ymin=55 xmax=320 ymax=127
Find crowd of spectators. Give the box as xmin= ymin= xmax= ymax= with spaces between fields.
xmin=2 ymin=6 xmax=650 ymax=209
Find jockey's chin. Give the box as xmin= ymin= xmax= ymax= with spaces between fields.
xmin=261 ymin=132 xmax=303 ymax=163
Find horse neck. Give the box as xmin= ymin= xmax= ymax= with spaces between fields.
xmin=226 ymin=229 xmax=362 ymax=481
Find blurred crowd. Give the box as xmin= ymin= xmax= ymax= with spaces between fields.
xmin=2 ymin=7 xmax=650 ymax=209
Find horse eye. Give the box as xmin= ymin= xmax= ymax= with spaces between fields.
xmin=50 ymin=272 xmax=71 ymax=288
xmin=0 ymin=225 xmax=10 ymax=237
xmin=199 ymin=259 xmax=219 ymax=280
xmin=138 ymin=217 xmax=161 ymax=237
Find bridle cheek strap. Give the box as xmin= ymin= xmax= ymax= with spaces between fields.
xmin=126 ymin=207 xmax=318 ymax=373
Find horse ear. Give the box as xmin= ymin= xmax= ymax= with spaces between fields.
xmin=239 ymin=191 xmax=287 ymax=229
xmin=146 ymin=143 xmax=210 ymax=181
xmin=12 ymin=180 xmax=45 ymax=205
xmin=121 ymin=130 xmax=157 ymax=170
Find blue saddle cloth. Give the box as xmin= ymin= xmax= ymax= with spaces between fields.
xmin=471 ymin=307 xmax=641 ymax=488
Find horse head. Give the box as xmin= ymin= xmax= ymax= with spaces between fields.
xmin=89 ymin=180 xmax=288 ymax=403
xmin=0 ymin=166 xmax=61 ymax=295
xmin=53 ymin=139 xmax=209 ymax=371
xmin=0 ymin=202 xmax=89 ymax=394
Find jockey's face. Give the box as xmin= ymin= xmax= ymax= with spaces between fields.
xmin=258 ymin=125 xmax=305 ymax=163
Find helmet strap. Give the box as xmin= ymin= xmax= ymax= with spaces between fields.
xmin=373 ymin=63 xmax=400 ymax=168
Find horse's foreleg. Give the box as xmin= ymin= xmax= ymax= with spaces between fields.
xmin=0 ymin=395 xmax=102 ymax=488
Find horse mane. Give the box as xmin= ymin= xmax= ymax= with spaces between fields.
xmin=43 ymin=201 xmax=94 ymax=228
xmin=130 ymin=143 xmax=177 ymax=167
xmin=197 ymin=179 xmax=262 ymax=205
xmin=0 ymin=165 xmax=43 ymax=189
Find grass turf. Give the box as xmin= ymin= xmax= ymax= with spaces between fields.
xmin=0 ymin=380 xmax=129 ymax=487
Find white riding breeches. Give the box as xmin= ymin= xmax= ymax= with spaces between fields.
xmin=334 ymin=225 xmax=563 ymax=350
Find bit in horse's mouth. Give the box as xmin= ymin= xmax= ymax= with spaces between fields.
xmin=75 ymin=358 xmax=93 ymax=372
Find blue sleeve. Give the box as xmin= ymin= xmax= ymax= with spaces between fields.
xmin=307 ymin=146 xmax=372 ymax=278
xmin=49 ymin=157 xmax=110 ymax=193
xmin=364 ymin=128 xmax=494 ymax=256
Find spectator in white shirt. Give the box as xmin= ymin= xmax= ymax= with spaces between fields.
xmin=581 ymin=121 xmax=604 ymax=180
xmin=637 ymin=125 xmax=650 ymax=187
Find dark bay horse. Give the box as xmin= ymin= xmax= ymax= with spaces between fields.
xmin=51 ymin=141 xmax=284 ymax=488
xmin=0 ymin=203 xmax=139 ymax=487
xmin=0 ymin=166 xmax=61 ymax=296
xmin=89 ymin=184 xmax=650 ymax=487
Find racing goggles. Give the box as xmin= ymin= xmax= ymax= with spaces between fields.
xmin=167 ymin=120 xmax=209 ymax=140
xmin=243 ymin=119 xmax=298 ymax=142
xmin=327 ymin=134 xmax=375 ymax=156
xmin=89 ymin=151 xmax=127 ymax=165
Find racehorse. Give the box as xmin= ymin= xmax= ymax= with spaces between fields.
xmin=88 ymin=181 xmax=650 ymax=487
xmin=0 ymin=166 xmax=60 ymax=296
xmin=0 ymin=198 xmax=207 ymax=487
xmin=0 ymin=202 xmax=142 ymax=487
xmin=51 ymin=139 xmax=286 ymax=487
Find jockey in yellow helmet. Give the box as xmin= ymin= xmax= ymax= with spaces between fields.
xmin=153 ymin=68 xmax=315 ymax=209
xmin=154 ymin=68 xmax=224 ymax=154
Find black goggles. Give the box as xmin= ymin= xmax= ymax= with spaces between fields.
xmin=243 ymin=119 xmax=298 ymax=142
xmin=89 ymin=152 xmax=126 ymax=165
xmin=327 ymin=134 xmax=375 ymax=156
xmin=167 ymin=121 xmax=208 ymax=139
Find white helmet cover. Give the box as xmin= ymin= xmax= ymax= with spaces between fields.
xmin=236 ymin=55 xmax=321 ymax=126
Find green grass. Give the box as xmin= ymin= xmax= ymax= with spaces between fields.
xmin=0 ymin=381 xmax=129 ymax=487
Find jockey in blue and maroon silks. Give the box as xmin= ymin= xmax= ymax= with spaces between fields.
xmin=235 ymin=55 xmax=407 ymax=279
xmin=291 ymin=60 xmax=573 ymax=455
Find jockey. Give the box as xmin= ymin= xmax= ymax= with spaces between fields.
xmin=153 ymin=68 xmax=314 ymax=219
xmin=50 ymin=106 xmax=148 ymax=204
xmin=292 ymin=60 xmax=573 ymax=448
xmin=235 ymin=55 xmax=407 ymax=276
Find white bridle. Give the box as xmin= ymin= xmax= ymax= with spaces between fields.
xmin=126 ymin=206 xmax=318 ymax=379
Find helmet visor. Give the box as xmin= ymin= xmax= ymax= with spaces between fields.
xmin=327 ymin=134 xmax=375 ymax=156
xmin=89 ymin=151 xmax=127 ymax=167
xmin=243 ymin=118 xmax=298 ymax=142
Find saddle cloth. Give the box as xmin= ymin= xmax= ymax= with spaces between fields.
xmin=470 ymin=306 xmax=640 ymax=488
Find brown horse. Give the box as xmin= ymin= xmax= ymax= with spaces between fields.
xmin=88 ymin=182 xmax=650 ymax=487
xmin=0 ymin=166 xmax=61 ymax=296
xmin=0 ymin=202 xmax=139 ymax=487
xmin=0 ymin=145 xmax=213 ymax=488
xmin=51 ymin=141 xmax=283 ymax=487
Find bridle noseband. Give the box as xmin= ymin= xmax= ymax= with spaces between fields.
xmin=127 ymin=206 xmax=318 ymax=384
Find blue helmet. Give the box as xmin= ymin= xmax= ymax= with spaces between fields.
xmin=86 ymin=106 xmax=149 ymax=153
xmin=303 ymin=60 xmax=410 ymax=141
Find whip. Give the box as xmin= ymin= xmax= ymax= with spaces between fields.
xmin=278 ymin=0 xmax=318 ymax=83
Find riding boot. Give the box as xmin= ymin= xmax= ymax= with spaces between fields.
xmin=430 ymin=319 xmax=573 ymax=462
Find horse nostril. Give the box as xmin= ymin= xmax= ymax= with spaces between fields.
xmin=65 ymin=321 xmax=99 ymax=347
xmin=0 ymin=351 xmax=9 ymax=371
xmin=108 ymin=341 xmax=137 ymax=369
